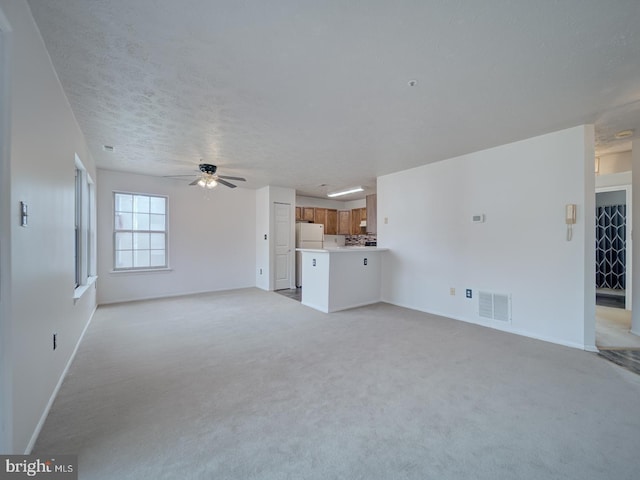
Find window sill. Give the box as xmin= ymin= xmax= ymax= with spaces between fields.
xmin=110 ymin=268 xmax=173 ymax=275
xmin=73 ymin=275 xmax=97 ymax=302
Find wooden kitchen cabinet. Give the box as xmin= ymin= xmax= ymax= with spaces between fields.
xmin=295 ymin=207 xmax=302 ymax=221
xmin=302 ymin=207 xmax=315 ymax=222
xmin=313 ymin=208 xmax=338 ymax=234
xmin=338 ymin=210 xmax=351 ymax=235
xmin=314 ymin=208 xmax=327 ymax=226
xmin=326 ymin=209 xmax=338 ymax=235
xmin=366 ymin=194 xmax=377 ymax=234
xmin=351 ymin=208 xmax=366 ymax=235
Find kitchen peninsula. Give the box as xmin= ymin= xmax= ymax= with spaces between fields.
xmin=296 ymin=247 xmax=388 ymax=313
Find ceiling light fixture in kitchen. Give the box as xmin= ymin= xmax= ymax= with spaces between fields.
xmin=327 ymin=186 xmax=364 ymax=198
xmin=614 ymin=129 xmax=634 ymax=139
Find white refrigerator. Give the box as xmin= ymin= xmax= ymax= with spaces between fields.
xmin=295 ymin=223 xmax=324 ymax=287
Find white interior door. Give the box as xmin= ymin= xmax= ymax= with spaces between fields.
xmin=274 ymin=202 xmax=291 ymax=290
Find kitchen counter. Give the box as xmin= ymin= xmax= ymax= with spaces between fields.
xmin=296 ymin=247 xmax=388 ymax=313
xmin=297 ymin=246 xmax=386 ymax=253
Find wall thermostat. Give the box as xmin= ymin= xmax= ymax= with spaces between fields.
xmin=472 ymin=214 xmax=485 ymax=223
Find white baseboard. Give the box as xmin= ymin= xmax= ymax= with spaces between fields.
xmin=98 ymin=285 xmax=256 ymax=306
xmin=24 ymin=304 xmax=97 ymax=454
xmin=383 ymin=300 xmax=589 ymax=351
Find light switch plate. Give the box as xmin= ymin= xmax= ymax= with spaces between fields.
xmin=20 ymin=201 xmax=28 ymax=227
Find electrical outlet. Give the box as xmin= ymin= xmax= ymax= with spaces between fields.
xmin=53 ymin=333 xmax=57 ymax=350
xmin=466 ymin=289 xmax=472 ymax=298
xmin=450 ymin=287 xmax=455 ymax=296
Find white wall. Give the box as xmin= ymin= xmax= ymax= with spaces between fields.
xmin=295 ymin=195 xmax=347 ymax=210
xmin=255 ymin=187 xmax=270 ymax=290
xmin=378 ymin=125 xmax=595 ymax=349
xmin=1 ymin=0 xmax=98 ymax=453
xmin=0 ymin=4 xmax=13 ymax=454
xmin=97 ymin=170 xmax=256 ymax=304
xmin=596 ymin=171 xmax=632 ymax=188
xmin=344 ymin=199 xmax=366 ymax=210
xmin=598 ymin=150 xmax=631 ymax=175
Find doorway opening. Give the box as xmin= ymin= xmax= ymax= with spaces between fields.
xmin=595 ymin=188 xmax=628 ymax=309
xmin=595 ymin=185 xmax=640 ymax=351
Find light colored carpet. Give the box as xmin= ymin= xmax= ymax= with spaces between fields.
xmin=34 ymin=288 xmax=640 ymax=479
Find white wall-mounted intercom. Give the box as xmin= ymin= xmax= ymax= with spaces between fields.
xmin=565 ymin=204 xmax=576 ymax=241
xmin=565 ymin=204 xmax=576 ymax=225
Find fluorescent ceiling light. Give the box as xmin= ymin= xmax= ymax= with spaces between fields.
xmin=327 ymin=186 xmax=364 ymax=198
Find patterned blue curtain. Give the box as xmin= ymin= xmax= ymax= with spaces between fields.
xmin=595 ymin=205 xmax=626 ymax=289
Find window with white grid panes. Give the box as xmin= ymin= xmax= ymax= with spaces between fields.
xmin=114 ymin=193 xmax=167 ymax=270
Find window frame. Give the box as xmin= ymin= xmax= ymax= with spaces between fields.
xmin=74 ymin=167 xmax=82 ymax=287
xmin=112 ymin=191 xmax=169 ymax=272
xmin=74 ymin=154 xmax=97 ymax=300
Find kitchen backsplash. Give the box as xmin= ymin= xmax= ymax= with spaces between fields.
xmin=324 ymin=235 xmax=346 ymax=247
xmin=345 ymin=234 xmax=377 ymax=246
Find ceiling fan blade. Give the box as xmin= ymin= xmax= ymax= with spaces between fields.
xmin=188 ymin=179 xmax=200 ymax=186
xmin=217 ymin=175 xmax=246 ymax=182
xmin=216 ymin=178 xmax=237 ymax=188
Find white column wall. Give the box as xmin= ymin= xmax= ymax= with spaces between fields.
xmin=255 ymin=187 xmax=270 ymax=290
xmin=378 ymin=125 xmax=595 ymax=349
xmin=2 ymin=0 xmax=98 ymax=453
xmin=0 ymin=3 xmax=13 ymax=455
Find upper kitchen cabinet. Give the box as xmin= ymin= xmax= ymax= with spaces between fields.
xmin=351 ymin=208 xmax=366 ymax=235
xmin=326 ymin=209 xmax=338 ymax=235
xmin=295 ymin=207 xmax=302 ymax=222
xmin=314 ymin=208 xmax=327 ymax=226
xmin=338 ymin=210 xmax=351 ymax=235
xmin=366 ymin=194 xmax=377 ymax=234
xmin=314 ymin=208 xmax=338 ymax=234
xmin=302 ymin=207 xmax=315 ymax=222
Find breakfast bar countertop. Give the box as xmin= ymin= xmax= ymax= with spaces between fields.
xmin=296 ymin=246 xmax=388 ymax=253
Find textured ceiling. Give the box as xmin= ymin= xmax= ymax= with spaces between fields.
xmin=27 ymin=0 xmax=640 ymax=199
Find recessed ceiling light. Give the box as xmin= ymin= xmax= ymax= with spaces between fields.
xmin=327 ymin=186 xmax=364 ymax=198
xmin=614 ymin=129 xmax=634 ymax=139
xmin=408 ymin=80 xmax=417 ymax=87
xmin=103 ymin=145 xmax=114 ymax=152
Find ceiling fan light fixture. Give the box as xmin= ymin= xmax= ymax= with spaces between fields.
xmin=327 ymin=186 xmax=364 ymax=198
xmin=197 ymin=177 xmax=207 ymax=188
xmin=206 ymin=178 xmax=218 ymax=189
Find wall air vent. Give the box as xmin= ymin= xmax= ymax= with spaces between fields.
xmin=478 ymin=291 xmax=511 ymax=322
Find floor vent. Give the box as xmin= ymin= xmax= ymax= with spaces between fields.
xmin=479 ymin=291 xmax=511 ymax=322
